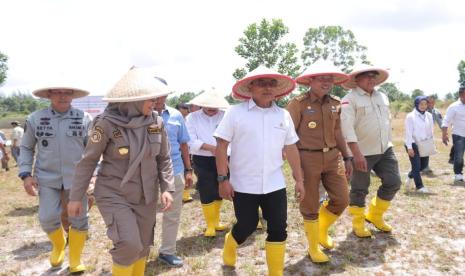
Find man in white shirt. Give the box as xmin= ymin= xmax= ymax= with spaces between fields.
xmin=185 ymin=89 xmax=230 ymax=237
xmin=215 ymin=66 xmax=305 ymax=275
xmin=341 ymin=66 xmax=402 ymax=238
xmin=10 ymin=121 xmax=24 ymax=165
xmin=442 ymin=86 xmax=465 ymax=182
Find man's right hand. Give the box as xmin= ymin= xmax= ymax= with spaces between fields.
xmin=353 ymin=153 xmax=368 ymax=172
xmin=442 ymin=134 xmax=449 ymax=146
xmin=219 ymin=180 xmax=234 ymax=201
xmin=68 ymin=201 xmax=83 ymax=217
xmin=23 ymin=177 xmax=38 ymax=196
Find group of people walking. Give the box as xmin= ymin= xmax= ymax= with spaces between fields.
xmin=12 ymin=61 xmax=465 ymax=275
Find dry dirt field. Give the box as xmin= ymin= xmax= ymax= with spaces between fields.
xmin=0 ymin=112 xmax=464 ymax=276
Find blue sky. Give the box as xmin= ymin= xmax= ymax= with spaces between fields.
xmin=1 ymin=0 xmax=464 ymax=98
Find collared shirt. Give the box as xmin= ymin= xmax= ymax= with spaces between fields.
xmin=214 ymin=99 xmax=299 ymax=195
xmin=404 ymin=109 xmax=434 ymax=149
xmin=19 ymin=106 xmax=92 ymax=189
xmin=341 ymin=87 xmax=393 ymax=156
xmin=442 ymin=100 xmax=465 ymax=137
xmin=287 ymin=92 xmax=341 ymax=150
xmin=427 ymin=107 xmax=443 ymax=128
xmin=161 ymin=106 xmax=190 ymax=176
xmin=186 ymin=109 xmax=225 ymax=157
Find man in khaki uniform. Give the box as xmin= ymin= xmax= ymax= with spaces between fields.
xmin=287 ymin=61 xmax=351 ymax=263
xmin=341 ymin=66 xmax=401 ymax=238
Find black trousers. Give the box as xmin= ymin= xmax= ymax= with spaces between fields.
xmin=231 ymin=188 xmax=287 ymax=244
xmin=192 ymin=155 xmax=221 ymax=204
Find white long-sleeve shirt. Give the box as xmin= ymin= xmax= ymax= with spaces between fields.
xmin=404 ymin=109 xmax=434 ymax=149
xmin=442 ymin=100 xmax=465 ymax=137
xmin=186 ymin=109 xmax=225 ymax=156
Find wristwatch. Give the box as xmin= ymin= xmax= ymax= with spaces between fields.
xmin=184 ymin=168 xmax=193 ymax=173
xmin=343 ymin=156 xmax=354 ymax=162
xmin=18 ymin=172 xmax=32 ymax=180
xmin=217 ymin=175 xmax=229 ymax=183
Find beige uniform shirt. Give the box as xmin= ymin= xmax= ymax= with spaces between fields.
xmin=341 ymin=87 xmax=392 ymax=156
xmin=70 ymin=115 xmax=174 ymax=205
xmin=287 ymin=92 xmax=341 ymax=150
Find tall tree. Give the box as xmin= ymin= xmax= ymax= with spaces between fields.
xmin=233 ymin=19 xmax=301 ymax=106
xmin=301 ymin=26 xmax=370 ymax=97
xmin=233 ymin=18 xmax=301 ymax=80
xmin=458 ymin=60 xmax=465 ymax=86
xmin=301 ymin=26 xmax=369 ymax=73
xmin=410 ymin=88 xmax=425 ymax=99
xmin=0 ymin=51 xmax=8 ymax=86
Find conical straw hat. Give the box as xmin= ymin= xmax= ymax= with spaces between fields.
xmin=295 ymin=60 xmax=349 ymax=86
xmin=188 ymin=88 xmax=230 ymax=109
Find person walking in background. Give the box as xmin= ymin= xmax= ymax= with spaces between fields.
xmin=0 ymin=135 xmax=8 ymax=171
xmin=341 ymin=65 xmax=402 ymax=238
xmin=441 ymin=86 xmax=465 ymax=182
xmin=175 ymin=102 xmax=195 ymax=203
xmin=0 ymin=130 xmax=9 ymax=172
xmin=186 ymin=89 xmax=230 ymax=237
xmin=404 ymin=96 xmax=434 ymax=193
xmin=18 ymin=85 xmax=92 ymax=272
xmin=68 ymin=68 xmax=175 ymax=275
xmin=153 ymin=79 xmax=193 ymax=267
xmin=10 ymin=121 xmax=24 ymax=166
xmin=421 ymin=95 xmax=443 ymax=173
xmin=287 ymin=61 xmax=351 ymax=263
xmin=216 ymin=67 xmax=305 ymax=275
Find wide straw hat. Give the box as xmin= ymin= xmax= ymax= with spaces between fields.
xmin=342 ymin=65 xmax=389 ymax=89
xmin=232 ymin=66 xmax=296 ymax=100
xmin=295 ymin=60 xmax=349 ymax=86
xmin=103 ymin=67 xmax=171 ymax=102
xmin=188 ymin=88 xmax=230 ymax=109
xmin=32 ymin=87 xmax=89 ymax=99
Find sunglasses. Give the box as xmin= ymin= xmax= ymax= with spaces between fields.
xmin=251 ymin=78 xmax=279 ymax=88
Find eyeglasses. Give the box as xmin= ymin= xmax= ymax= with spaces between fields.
xmin=313 ymin=76 xmax=335 ymax=83
xmin=48 ymin=90 xmax=74 ymax=96
xmin=250 ymin=78 xmax=278 ymax=88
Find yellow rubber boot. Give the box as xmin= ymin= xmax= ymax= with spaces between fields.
xmin=223 ymin=232 xmax=238 ymax=267
xmin=201 ymin=203 xmax=217 ymax=237
xmin=132 ymin=257 xmax=147 ymax=276
xmin=112 ymin=263 xmax=134 ymax=276
xmin=47 ymin=226 xmax=66 ymax=267
xmin=318 ymin=205 xmax=339 ymax=249
xmin=303 ymin=220 xmax=329 ymax=263
xmin=213 ymin=200 xmax=227 ymax=231
xmin=265 ymin=241 xmax=286 ymax=276
xmin=365 ymin=197 xmax=392 ymax=232
xmin=69 ymin=227 xmax=87 ymax=273
xmin=348 ymin=206 xmax=372 ymax=238
xmin=182 ymin=189 xmax=193 ymax=203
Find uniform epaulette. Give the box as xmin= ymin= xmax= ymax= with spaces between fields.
xmin=329 ymin=94 xmax=341 ymax=102
xmin=295 ymin=93 xmax=309 ymax=102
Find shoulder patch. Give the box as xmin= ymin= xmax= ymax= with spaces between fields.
xmin=295 ymin=93 xmax=309 ymax=102
xmin=329 ymin=94 xmax=341 ymax=102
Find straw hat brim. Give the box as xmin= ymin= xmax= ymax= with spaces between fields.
xmin=232 ymin=74 xmax=296 ymax=100
xmin=32 ymin=87 xmax=89 ymax=99
xmin=102 ymin=91 xmax=172 ymax=102
xmin=342 ymin=68 xmax=389 ymax=89
xmin=296 ymin=72 xmax=349 ymax=86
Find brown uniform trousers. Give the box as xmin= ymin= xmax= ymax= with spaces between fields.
xmin=287 ymin=92 xmax=349 ymax=220
xmin=70 ymin=116 xmax=175 ymax=266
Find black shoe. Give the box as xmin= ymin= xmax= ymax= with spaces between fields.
xmin=158 ymin=253 xmax=183 ymax=267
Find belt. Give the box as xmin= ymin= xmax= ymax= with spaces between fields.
xmin=299 ymin=147 xmax=335 ymax=153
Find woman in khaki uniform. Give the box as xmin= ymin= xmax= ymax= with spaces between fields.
xmin=68 ymin=68 xmax=175 ymax=275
